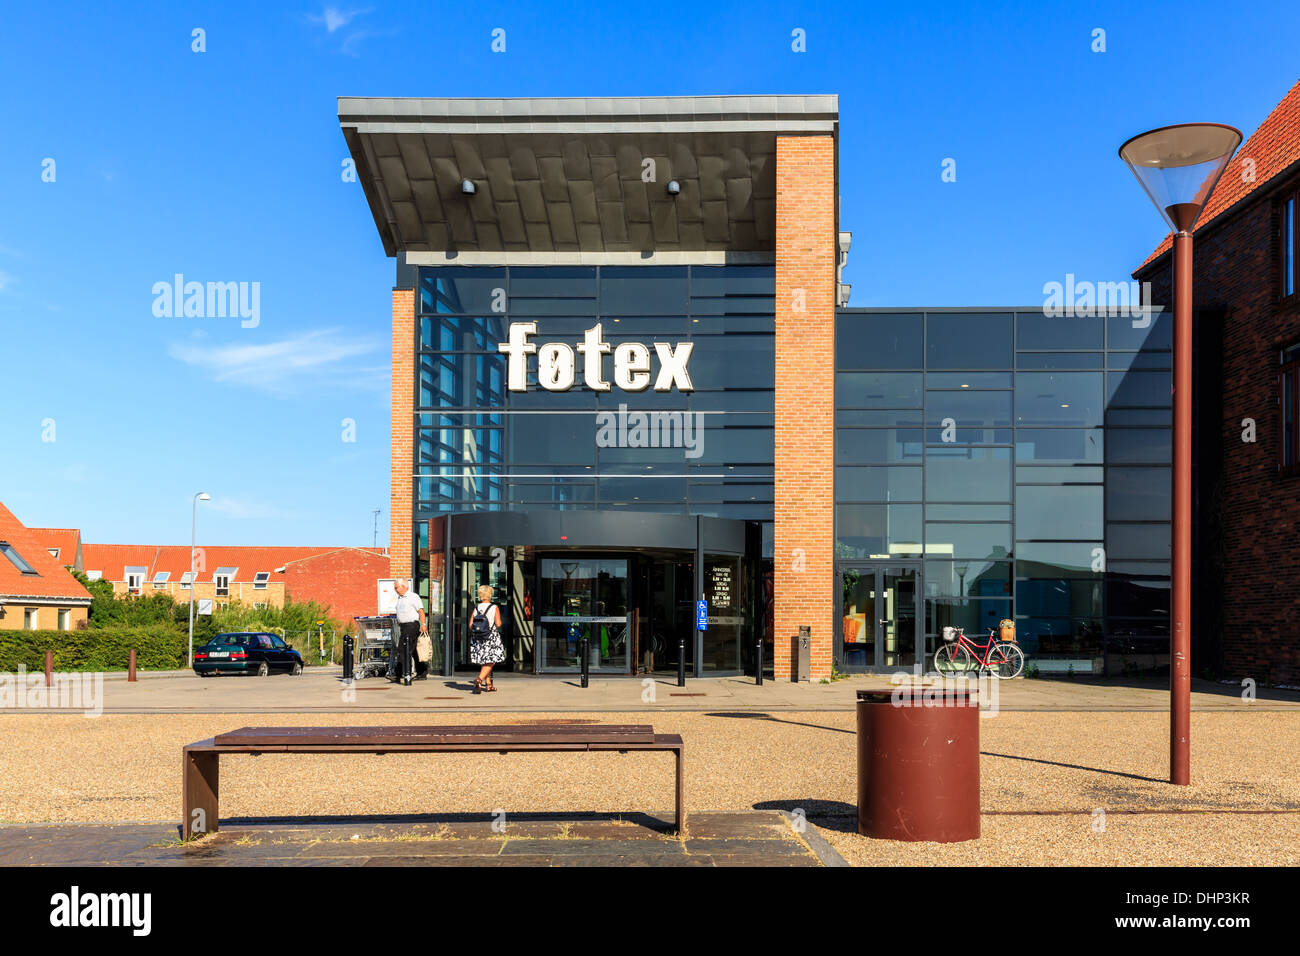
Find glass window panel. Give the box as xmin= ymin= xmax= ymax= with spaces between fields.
xmin=693 ymin=428 xmax=774 ymax=465
xmin=509 ymin=267 xmax=597 ymax=298
xmin=926 ymin=312 xmax=1012 ymax=369
xmin=1107 ymin=351 xmax=1172 ymax=370
xmin=689 ymin=297 xmax=776 ymax=315
xmin=836 ymin=372 xmax=922 ymax=407
xmin=1107 ymin=369 xmax=1172 ymax=406
xmin=923 ymin=428 xmax=1013 ymax=445
xmin=926 ymin=600 xmax=1012 ymax=640
xmin=601 ymin=315 xmax=690 ymax=334
xmin=1015 ymin=428 xmax=1103 ymax=463
xmin=1015 ymin=372 xmax=1104 ymax=426
xmin=923 ymin=522 xmax=1012 ymax=560
xmin=1016 ymin=352 xmax=1103 ymax=370
xmin=1016 ymin=578 xmax=1103 ymax=618
xmin=1106 ymin=428 xmax=1172 ymax=464
xmin=1107 ymin=574 xmax=1170 ymax=617
xmin=924 ymin=560 xmax=1011 ymax=598
xmin=1107 ymin=309 xmax=1171 ymax=349
xmin=689 ymin=265 xmax=775 ymax=297
xmin=419 ymin=268 xmax=507 ymax=314
xmin=1015 ymin=465 xmax=1104 ymax=483
xmin=1106 ymin=408 xmax=1171 ymax=426
xmin=924 ymin=446 xmax=1012 ymax=501
xmin=508 ymin=479 xmax=596 ymax=504
xmin=835 ymin=313 xmax=923 ymax=369
xmin=1106 ymin=523 xmax=1171 ymax=560
xmin=925 ymin=391 xmax=1013 ymax=428
xmin=686 ymin=335 xmax=774 ymax=388
xmin=925 ymin=373 xmax=1012 ymax=388
xmin=595 ymin=476 xmax=688 ymax=501
xmin=508 ymin=416 xmax=596 ymax=464
xmin=834 ymin=505 xmax=923 ymax=558
xmin=926 ymin=504 xmax=1012 ymax=521
xmin=599 ymin=266 xmax=687 ymax=315
xmin=1015 ymin=542 xmax=1103 ymax=575
xmin=836 ymin=409 xmax=924 ymax=427
xmin=688 ymin=391 xmax=774 ymax=412
xmin=507 ymin=297 xmax=599 ymax=316
xmin=1017 ymin=485 xmax=1103 ymax=539
xmin=687 ymin=482 xmax=773 ymax=504
xmin=836 ymin=429 xmax=924 ymax=464
xmin=1016 ymin=311 xmax=1104 ymax=349
xmin=835 ymin=466 xmax=923 ymax=502
xmin=1106 ymin=467 xmax=1170 ymax=521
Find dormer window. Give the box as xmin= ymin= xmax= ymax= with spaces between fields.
xmin=0 ymin=543 xmax=38 ymax=575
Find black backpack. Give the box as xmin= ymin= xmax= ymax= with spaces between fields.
xmin=469 ymin=605 xmax=493 ymax=639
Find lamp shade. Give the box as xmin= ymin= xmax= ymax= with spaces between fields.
xmin=1119 ymin=123 xmax=1242 ymax=233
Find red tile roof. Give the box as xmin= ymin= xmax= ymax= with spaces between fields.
xmin=80 ymin=544 xmax=385 ymax=585
xmin=0 ymin=503 xmax=92 ymax=604
xmin=26 ymin=528 xmax=82 ymax=570
xmin=1136 ymin=78 xmax=1300 ymax=274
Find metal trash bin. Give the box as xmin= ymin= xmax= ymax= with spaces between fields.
xmin=791 ymin=625 xmax=810 ymax=682
xmin=856 ymin=687 xmax=980 ymax=842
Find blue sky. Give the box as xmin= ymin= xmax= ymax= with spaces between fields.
xmin=1 ymin=0 xmax=1296 ymax=547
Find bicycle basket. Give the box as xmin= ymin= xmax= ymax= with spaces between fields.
xmin=942 ymin=626 xmax=959 ymax=643
xmin=998 ymin=619 xmax=1016 ymax=642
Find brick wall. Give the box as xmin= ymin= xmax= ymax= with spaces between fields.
xmin=284 ymin=549 xmax=392 ymax=627
xmin=1138 ymin=171 xmax=1300 ymax=685
xmin=773 ymin=134 xmax=837 ymax=680
xmin=0 ymin=605 xmax=88 ymax=631
xmin=391 ymin=288 xmax=416 ymax=580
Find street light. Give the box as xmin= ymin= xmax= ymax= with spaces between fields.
xmin=1119 ymin=122 xmax=1241 ymax=786
xmin=189 ymin=492 xmax=211 ymax=669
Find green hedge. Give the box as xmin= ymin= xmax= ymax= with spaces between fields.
xmin=0 ymin=625 xmax=189 ymax=671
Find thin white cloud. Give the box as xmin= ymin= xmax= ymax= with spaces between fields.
xmin=307 ymin=6 xmax=370 ymax=33
xmin=205 ymin=496 xmax=292 ymax=520
xmin=167 ymin=328 xmax=386 ymax=395
xmin=0 ymin=271 xmax=15 ymax=293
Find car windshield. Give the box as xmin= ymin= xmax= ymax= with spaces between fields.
xmin=211 ymin=634 xmax=252 ymax=646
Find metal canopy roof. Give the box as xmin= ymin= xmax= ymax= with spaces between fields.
xmin=338 ymin=95 xmax=838 ymax=260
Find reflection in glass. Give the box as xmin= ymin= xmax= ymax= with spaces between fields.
xmin=1017 ymin=485 xmax=1103 ymax=540
xmin=1015 ymin=373 xmax=1104 ymax=426
xmin=836 ymin=313 xmax=923 ymax=369
xmin=926 ymin=313 xmax=1012 ymax=369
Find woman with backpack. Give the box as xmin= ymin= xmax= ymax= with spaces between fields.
xmin=469 ymin=584 xmax=505 ymax=693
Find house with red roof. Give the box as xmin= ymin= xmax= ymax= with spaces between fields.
xmin=1133 ymin=77 xmax=1300 ymax=684
xmin=25 ymin=527 xmax=83 ymax=573
xmin=79 ymin=543 xmax=390 ymax=627
xmin=0 ymin=502 xmax=92 ymax=631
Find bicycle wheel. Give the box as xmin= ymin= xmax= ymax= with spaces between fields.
xmin=986 ymin=642 xmax=1025 ymax=679
xmin=933 ymin=642 xmax=974 ymax=676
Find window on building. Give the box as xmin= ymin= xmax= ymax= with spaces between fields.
xmin=1283 ymin=341 xmax=1300 ymax=471
xmin=58 ymin=608 xmax=70 ymax=631
xmin=253 ymin=572 xmax=270 ymax=590
xmin=24 ymin=608 xmax=37 ymax=630
xmin=179 ymin=570 xmax=195 ymax=589
xmin=48 ymin=548 xmax=60 ymax=560
xmin=215 ymin=574 xmax=231 ymax=597
xmin=0 ymin=543 xmax=38 ymax=575
xmin=86 ymin=570 xmax=102 ymax=581
xmin=1283 ymin=193 xmax=1296 ymax=299
xmin=125 ymin=566 xmax=147 ymax=595
xmin=152 ymin=571 xmax=170 ymax=588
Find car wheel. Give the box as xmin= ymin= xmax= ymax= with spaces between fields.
xmin=256 ymin=661 xmax=269 ymax=677
xmin=290 ymin=662 xmax=302 ymax=676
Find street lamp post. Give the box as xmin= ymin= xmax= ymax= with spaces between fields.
xmin=189 ymin=492 xmax=211 ymax=669
xmin=1119 ymin=123 xmax=1241 ymax=785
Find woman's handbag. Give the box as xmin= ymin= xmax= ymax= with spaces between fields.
xmin=417 ymin=631 xmax=433 ymax=663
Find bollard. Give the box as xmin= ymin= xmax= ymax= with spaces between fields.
xmin=677 ymin=636 xmax=686 ymax=687
xmin=856 ymin=687 xmax=980 ymax=842
xmin=755 ymin=636 xmax=764 ymax=686
xmin=45 ymin=650 xmax=53 ymax=688
xmin=580 ymin=637 xmax=590 ymax=688
xmin=128 ymin=649 xmax=137 ymax=682
xmin=342 ymin=635 xmax=354 ymax=682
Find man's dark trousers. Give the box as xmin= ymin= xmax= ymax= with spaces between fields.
xmin=397 ymin=620 xmax=419 ymax=683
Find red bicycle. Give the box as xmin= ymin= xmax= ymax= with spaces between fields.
xmin=933 ymin=626 xmax=1025 ymax=679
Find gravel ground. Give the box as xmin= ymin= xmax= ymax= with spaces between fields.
xmin=1 ymin=711 xmax=1296 ymax=865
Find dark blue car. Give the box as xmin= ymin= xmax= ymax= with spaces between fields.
xmin=193 ymin=632 xmax=304 ymax=677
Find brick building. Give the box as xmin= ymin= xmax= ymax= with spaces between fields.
xmin=344 ymin=94 xmax=1173 ymax=680
xmin=0 ymin=502 xmax=91 ymax=631
xmin=79 ymin=544 xmax=390 ymax=627
xmin=1134 ymin=78 xmax=1300 ymax=685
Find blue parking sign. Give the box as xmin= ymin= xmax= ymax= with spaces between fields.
xmin=696 ymin=599 xmax=708 ymax=631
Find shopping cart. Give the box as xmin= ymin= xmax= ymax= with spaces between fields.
xmin=352 ymin=615 xmax=397 ymax=679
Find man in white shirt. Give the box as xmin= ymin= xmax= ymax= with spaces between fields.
xmin=391 ymin=579 xmax=427 ymax=686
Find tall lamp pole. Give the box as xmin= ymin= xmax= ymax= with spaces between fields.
xmin=189 ymin=492 xmax=211 ymax=669
xmin=1119 ymin=123 xmax=1241 ymax=785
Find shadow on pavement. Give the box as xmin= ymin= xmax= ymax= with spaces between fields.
xmin=706 ymin=712 xmax=854 ymax=734
xmin=980 ymin=751 xmax=1166 ymax=783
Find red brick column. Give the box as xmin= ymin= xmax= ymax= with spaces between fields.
xmin=773 ymin=135 xmax=837 ymax=680
xmin=391 ymin=288 xmax=416 ymax=580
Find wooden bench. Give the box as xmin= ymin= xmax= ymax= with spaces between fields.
xmin=182 ymin=724 xmax=684 ymax=839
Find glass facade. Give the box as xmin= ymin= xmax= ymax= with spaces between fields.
xmin=414 ymin=265 xmax=775 ymax=676
xmin=835 ymin=308 xmax=1172 ymax=671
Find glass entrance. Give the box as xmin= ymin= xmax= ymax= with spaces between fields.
xmin=837 ymin=563 xmax=921 ymax=672
xmin=537 ymin=557 xmax=629 ymax=673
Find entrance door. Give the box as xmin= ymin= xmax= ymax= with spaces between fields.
xmin=837 ymin=563 xmax=921 ymax=672
xmin=537 ymin=557 xmax=630 ymax=673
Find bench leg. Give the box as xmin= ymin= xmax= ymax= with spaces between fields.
xmin=674 ymin=746 xmax=685 ymax=835
xmin=182 ymin=749 xmax=219 ymax=840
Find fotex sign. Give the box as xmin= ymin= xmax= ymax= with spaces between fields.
xmin=498 ymin=322 xmax=694 ymax=392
